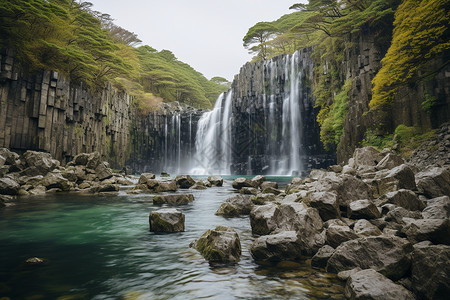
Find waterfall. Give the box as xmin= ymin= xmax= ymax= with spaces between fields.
xmin=189 ymin=48 xmax=328 ymax=175
xmin=192 ymin=91 xmax=233 ymax=175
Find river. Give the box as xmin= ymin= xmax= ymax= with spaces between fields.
xmin=0 ymin=176 xmax=344 ymax=299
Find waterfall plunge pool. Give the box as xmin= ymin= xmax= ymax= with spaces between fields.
xmin=0 ymin=176 xmax=344 ymax=299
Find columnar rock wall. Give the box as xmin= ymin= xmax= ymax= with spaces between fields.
xmin=0 ymin=49 xmax=202 ymax=172
xmin=337 ymin=27 xmax=450 ymax=163
xmin=230 ymin=47 xmax=335 ymax=175
xmin=0 ymin=49 xmax=130 ymax=167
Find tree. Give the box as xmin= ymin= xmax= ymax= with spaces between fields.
xmin=243 ymin=22 xmax=279 ymax=60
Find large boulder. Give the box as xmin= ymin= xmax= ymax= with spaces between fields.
xmin=22 ymin=150 xmax=58 ymax=176
xmin=251 ymin=193 xmax=276 ymax=205
xmin=153 ymin=194 xmax=194 ymax=205
xmin=40 ymin=172 xmax=72 ymax=191
xmin=278 ymin=203 xmax=324 ymax=255
xmin=72 ymin=152 xmax=101 ymax=169
xmin=149 ymin=208 xmax=185 ymax=232
xmin=95 ymin=162 xmax=113 ymax=181
xmin=0 ymin=177 xmax=20 ymax=195
xmin=250 ymin=231 xmax=303 ymax=262
xmin=215 ymin=195 xmax=253 ymax=217
xmin=154 ymin=181 xmax=178 ymax=193
xmin=401 ymin=218 xmax=450 ymax=245
xmin=353 ymin=219 xmax=382 ymax=237
xmin=190 ymin=226 xmax=241 ymax=264
xmin=240 ymin=187 xmax=259 ymax=195
xmin=335 ymin=175 xmax=372 ymax=208
xmin=348 ymin=200 xmax=381 ymax=219
xmin=344 ymin=269 xmax=415 ymax=300
xmin=378 ymin=164 xmax=417 ymax=195
xmin=422 ymin=196 xmax=450 ymax=219
xmin=381 ymin=189 xmax=424 ymax=211
xmin=308 ymin=191 xmax=340 ymax=221
xmin=251 ymin=175 xmax=266 ymax=187
xmin=325 ymin=224 xmax=358 ymax=248
xmin=0 ymin=148 xmax=19 ymax=165
xmin=376 ymin=153 xmax=405 ymax=170
xmin=138 ymin=173 xmax=156 ymax=185
xmin=416 ymin=167 xmax=450 ymax=198
xmin=207 ymin=175 xmax=223 ymax=186
xmin=311 ymin=245 xmax=335 ymax=269
xmin=175 ymin=175 xmax=196 ymax=189
xmin=232 ymin=177 xmax=255 ymax=190
xmin=250 ymin=203 xmax=280 ymax=235
xmin=260 ymin=181 xmax=278 ymax=192
xmin=410 ymin=242 xmax=450 ymax=299
xmin=353 ymin=147 xmax=384 ymax=168
xmin=326 ymin=236 xmax=413 ymax=280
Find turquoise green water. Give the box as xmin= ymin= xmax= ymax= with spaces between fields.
xmin=0 ymin=177 xmax=344 ymax=299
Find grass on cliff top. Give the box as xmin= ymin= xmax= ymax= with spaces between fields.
xmin=363 ymin=124 xmax=437 ymax=157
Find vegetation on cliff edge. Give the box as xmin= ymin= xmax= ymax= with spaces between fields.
xmin=0 ymin=0 xmax=228 ymax=109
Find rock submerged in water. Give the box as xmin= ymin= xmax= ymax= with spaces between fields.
xmin=153 ymin=194 xmax=194 ymax=205
xmin=149 ymin=208 xmax=185 ymax=232
xmin=190 ymin=226 xmax=241 ymax=264
xmin=175 ymin=175 xmax=196 ymax=189
xmin=207 ymin=175 xmax=223 ymax=186
xmin=232 ymin=177 xmax=255 ymax=190
xmin=344 ymin=269 xmax=414 ymax=300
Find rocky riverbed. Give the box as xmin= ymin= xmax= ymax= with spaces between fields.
xmin=1 ymin=142 xmax=449 ymax=299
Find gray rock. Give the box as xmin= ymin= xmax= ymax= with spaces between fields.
xmin=422 ymin=196 xmax=450 ymax=219
xmin=311 ymin=245 xmax=335 ymax=269
xmin=345 ymin=269 xmax=415 ymax=300
xmin=348 ymin=199 xmax=380 ymax=219
xmin=309 ymin=191 xmax=340 ymax=221
xmin=250 ymin=203 xmax=280 ymax=235
xmin=336 ymin=175 xmax=372 ymax=208
xmin=342 ymin=165 xmax=356 ymax=176
xmin=401 ymin=218 xmax=450 ymax=245
xmin=216 ymin=195 xmax=253 ymax=216
xmin=22 ymin=150 xmax=58 ymax=176
xmin=260 ymin=181 xmax=278 ymax=191
xmin=232 ymin=177 xmax=255 ymax=190
xmin=416 ymin=167 xmax=450 ymax=198
xmin=138 ymin=173 xmax=156 ymax=184
xmin=337 ymin=267 xmax=363 ymax=281
xmin=327 ymin=236 xmax=413 ymax=280
xmin=190 ymin=226 xmax=241 ymax=264
xmin=376 ymin=153 xmax=405 ymax=170
xmin=175 ymin=175 xmax=196 ymax=189
xmin=353 ymin=147 xmax=384 ymax=168
xmin=251 ymin=193 xmax=276 ymax=205
xmin=95 ymin=162 xmax=113 ymax=181
xmin=207 ymin=175 xmax=223 ymax=186
xmin=251 ymin=231 xmax=303 ymax=262
xmin=382 ymin=189 xmax=424 ymax=211
xmin=240 ymin=187 xmax=259 ymax=195
xmin=326 ymin=224 xmax=358 ymax=248
xmin=384 ymin=164 xmax=417 ymax=192
xmin=0 ymin=148 xmax=19 ymax=165
xmin=149 ymin=208 xmax=185 ymax=232
xmin=0 ymin=177 xmax=20 ymax=195
xmin=251 ymin=175 xmax=266 ymax=187
xmin=154 ymin=181 xmax=178 ymax=193
xmin=153 ymin=194 xmax=194 ymax=205
xmin=40 ymin=172 xmax=72 ymax=191
xmin=95 ymin=184 xmax=119 ymax=193
xmin=385 ymin=207 xmax=422 ymax=224
xmin=160 ymin=171 xmax=170 ymax=177
xmin=353 ymin=219 xmax=382 ymax=237
xmin=411 ymin=242 xmax=450 ymax=299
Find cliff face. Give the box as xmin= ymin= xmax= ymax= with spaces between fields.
xmin=337 ymin=29 xmax=450 ymax=163
xmin=0 ymin=49 xmax=202 ymax=172
xmin=230 ymin=48 xmax=335 ymax=175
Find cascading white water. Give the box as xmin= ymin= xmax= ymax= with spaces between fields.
xmin=192 ymin=91 xmax=233 ymax=175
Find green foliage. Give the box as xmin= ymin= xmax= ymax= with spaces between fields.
xmin=370 ymin=0 xmax=450 ymax=113
xmin=243 ymin=22 xmax=279 ymax=60
xmin=363 ymin=124 xmax=437 ymax=157
xmin=0 ymin=0 xmax=227 ymax=109
xmin=318 ymin=79 xmax=352 ymax=150
xmin=421 ymin=91 xmax=438 ymax=114
xmin=362 ymin=130 xmax=395 ymax=150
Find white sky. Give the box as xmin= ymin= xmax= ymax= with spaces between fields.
xmin=88 ymin=0 xmax=306 ymax=81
